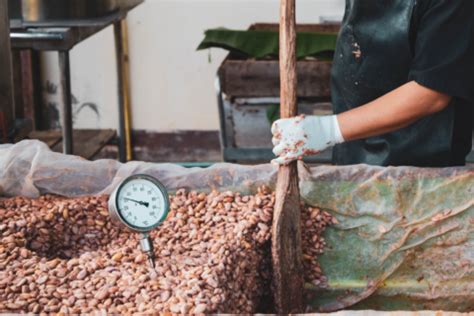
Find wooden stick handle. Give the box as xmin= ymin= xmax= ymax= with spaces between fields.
xmin=271 ymin=0 xmax=304 ymax=313
xmin=280 ymin=0 xmax=297 ymax=118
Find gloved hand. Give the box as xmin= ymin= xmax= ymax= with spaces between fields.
xmin=271 ymin=115 xmax=345 ymax=165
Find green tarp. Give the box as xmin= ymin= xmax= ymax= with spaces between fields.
xmin=300 ymin=165 xmax=473 ymax=312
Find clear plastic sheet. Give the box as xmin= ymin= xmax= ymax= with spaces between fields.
xmin=0 ymin=140 xmax=277 ymax=197
xmin=1 ymin=140 xmax=472 ymax=312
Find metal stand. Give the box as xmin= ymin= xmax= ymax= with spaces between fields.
xmin=10 ymin=2 xmax=142 ymax=160
xmin=114 ymin=20 xmax=133 ymax=162
xmin=58 ymin=51 xmax=73 ymax=154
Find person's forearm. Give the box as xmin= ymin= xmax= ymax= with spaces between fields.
xmin=337 ymin=81 xmax=452 ymax=141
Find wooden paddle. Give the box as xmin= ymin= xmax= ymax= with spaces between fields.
xmin=271 ymin=0 xmax=304 ymax=313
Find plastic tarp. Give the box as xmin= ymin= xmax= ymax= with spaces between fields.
xmin=0 ymin=141 xmax=276 ymax=197
xmin=1 ymin=140 xmax=473 ymax=312
xmin=299 ymin=165 xmax=473 ymax=312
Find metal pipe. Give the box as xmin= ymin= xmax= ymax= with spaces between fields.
xmin=10 ymin=32 xmax=64 ymax=41
xmin=114 ymin=18 xmax=133 ymax=162
xmin=215 ymin=78 xmax=228 ymax=155
xmin=58 ymin=51 xmax=73 ymax=154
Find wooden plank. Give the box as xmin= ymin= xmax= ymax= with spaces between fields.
xmin=11 ymin=49 xmax=37 ymax=142
xmin=0 ymin=0 xmax=15 ymax=132
xmin=0 ymin=112 xmax=7 ymax=143
xmin=29 ymin=130 xmax=62 ymax=148
xmin=249 ymin=23 xmax=340 ymax=33
xmin=53 ymin=129 xmax=116 ymax=159
xmin=272 ymin=0 xmax=304 ymax=314
xmin=29 ymin=129 xmax=116 ymax=160
xmin=95 ymin=130 xmax=222 ymax=163
xmin=19 ymin=50 xmax=39 ymax=130
xmin=11 ymin=50 xmax=24 ymax=119
xmin=219 ymin=60 xmax=332 ymax=98
xmin=218 ymin=23 xmax=336 ymax=99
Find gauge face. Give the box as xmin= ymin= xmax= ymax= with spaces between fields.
xmin=114 ymin=175 xmax=169 ymax=231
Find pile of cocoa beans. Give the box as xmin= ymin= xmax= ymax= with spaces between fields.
xmin=0 ymin=187 xmax=333 ymax=314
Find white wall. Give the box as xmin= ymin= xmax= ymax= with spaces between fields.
xmin=42 ymin=0 xmax=345 ymax=132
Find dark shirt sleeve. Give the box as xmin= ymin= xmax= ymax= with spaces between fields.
xmin=409 ymin=0 xmax=474 ymax=103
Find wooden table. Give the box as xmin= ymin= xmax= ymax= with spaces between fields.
xmin=9 ymin=1 xmax=142 ymax=161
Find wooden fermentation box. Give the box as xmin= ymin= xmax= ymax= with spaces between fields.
xmin=216 ymin=23 xmax=339 ymax=163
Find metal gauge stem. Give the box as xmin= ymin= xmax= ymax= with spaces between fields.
xmin=139 ymin=233 xmax=155 ymax=268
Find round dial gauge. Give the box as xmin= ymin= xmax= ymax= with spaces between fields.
xmin=109 ymin=174 xmax=169 ymax=232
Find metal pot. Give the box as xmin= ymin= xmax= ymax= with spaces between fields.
xmin=21 ymin=0 xmax=120 ymax=22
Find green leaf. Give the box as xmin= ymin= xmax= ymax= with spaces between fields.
xmin=266 ymin=104 xmax=280 ymax=125
xmin=197 ymin=29 xmax=338 ymax=60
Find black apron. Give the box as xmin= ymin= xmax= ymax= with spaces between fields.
xmin=331 ymin=0 xmax=456 ymax=167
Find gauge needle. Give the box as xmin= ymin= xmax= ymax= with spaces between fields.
xmin=124 ymin=197 xmax=149 ymax=207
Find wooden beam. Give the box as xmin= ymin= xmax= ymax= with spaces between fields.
xmin=272 ymin=0 xmax=304 ymax=313
xmin=11 ymin=50 xmax=23 ymax=119
xmin=218 ymin=23 xmax=338 ymax=99
xmin=0 ymin=0 xmax=15 ymax=134
xmin=52 ymin=129 xmax=116 ymax=159
xmin=249 ymin=22 xmax=340 ymax=33
xmin=219 ymin=60 xmax=332 ymax=98
xmin=29 ymin=129 xmax=116 ymax=160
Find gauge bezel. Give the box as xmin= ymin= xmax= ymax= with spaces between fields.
xmin=111 ymin=174 xmax=170 ymax=233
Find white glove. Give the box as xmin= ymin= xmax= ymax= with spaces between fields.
xmin=271 ymin=115 xmax=345 ymax=165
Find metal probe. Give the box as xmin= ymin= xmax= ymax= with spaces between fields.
xmin=139 ymin=233 xmax=155 ymax=269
